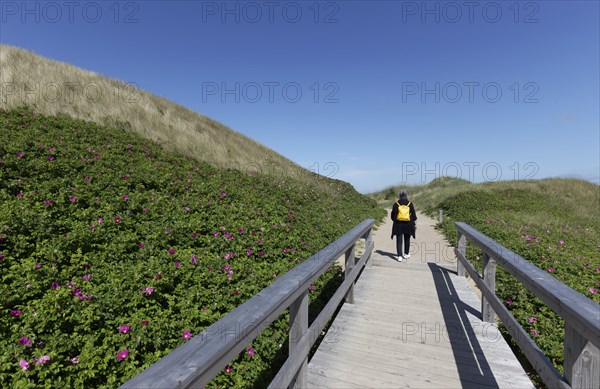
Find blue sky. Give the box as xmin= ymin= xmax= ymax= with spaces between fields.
xmin=2 ymin=0 xmax=599 ymax=192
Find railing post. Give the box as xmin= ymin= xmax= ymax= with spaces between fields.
xmin=457 ymin=231 xmax=466 ymax=277
xmin=481 ymin=252 xmax=497 ymax=323
xmin=288 ymin=290 xmax=308 ymax=389
xmin=438 ymin=209 xmax=443 ymax=223
xmin=345 ymin=244 xmax=356 ymax=303
xmin=365 ymin=229 xmax=373 ymax=268
xmin=564 ymin=323 xmax=600 ymax=389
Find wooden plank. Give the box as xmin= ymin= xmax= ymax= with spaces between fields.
xmin=310 ymin=352 xmax=457 ymax=389
xmin=364 ymin=229 xmax=373 ymax=268
xmin=345 ymin=245 xmax=356 ymax=303
xmin=307 ymin=373 xmax=367 ymax=389
xmin=289 ymin=291 xmax=308 ymax=388
xmin=564 ymin=322 xmax=600 ymax=389
xmin=328 ymin=312 xmax=523 ymax=362
xmin=457 ymin=231 xmax=466 ymax=277
xmin=312 ymin=337 xmax=523 ymax=388
xmin=307 ymin=363 xmax=372 ymax=388
xmin=455 ymin=222 xmax=600 ymax=350
xmin=481 ymin=252 xmax=497 ymax=323
xmin=120 ymin=219 xmax=375 ymax=389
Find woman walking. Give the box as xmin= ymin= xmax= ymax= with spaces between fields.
xmin=391 ymin=190 xmax=417 ymax=262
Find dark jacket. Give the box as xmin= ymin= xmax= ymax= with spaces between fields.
xmin=391 ymin=197 xmax=417 ymax=237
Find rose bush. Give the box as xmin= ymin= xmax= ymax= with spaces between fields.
xmin=0 ymin=107 xmax=385 ymax=387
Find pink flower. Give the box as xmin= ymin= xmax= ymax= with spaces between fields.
xmin=82 ymin=273 xmax=92 ymax=281
xmin=531 ymin=329 xmax=540 ymax=336
xmin=547 ymin=267 xmax=555 ymax=273
xmin=225 ymin=252 xmax=233 ymax=261
xmin=589 ymin=288 xmax=598 ymax=294
xmin=142 ymin=287 xmax=154 ymax=295
xmin=36 ymin=355 xmax=50 ymax=365
xmin=559 ymin=240 xmax=565 ymax=245
xmin=123 ymin=195 xmax=129 ymax=201
xmin=174 ymin=261 xmax=181 ymax=267
xmin=528 ymin=317 xmax=536 ymax=324
xmin=114 ymin=217 xmax=121 ymax=223
xmin=69 ymin=357 xmax=79 ymax=365
xmin=224 ymin=365 xmax=232 ymax=373
xmin=19 ymin=337 xmax=31 ymax=347
xmin=70 ymin=195 xmax=77 ymax=203
xmin=213 ymin=232 xmax=219 ymax=237
xmin=51 ymin=281 xmax=60 ymax=290
xmin=191 ymin=255 xmax=197 ymax=264
xmin=309 ymin=284 xmax=316 ymax=292
xmin=119 ymin=325 xmax=131 ymax=334
xmin=17 ymin=193 xmax=23 ymax=198
xmin=139 ymin=242 xmax=145 ymax=248
xmin=141 ymin=320 xmax=149 ymax=326
xmin=17 ymin=153 xmax=24 ymax=158
xmin=43 ymin=199 xmax=53 ymax=206
xmin=168 ymin=249 xmax=176 ymax=255
xmin=117 ymin=349 xmax=129 ymax=361
xmin=35 ymin=263 xmax=41 ymax=269
xmin=248 ymin=347 xmax=255 ymax=357
xmin=182 ymin=330 xmax=192 ymax=341
xmin=246 ymin=249 xmax=251 ymax=256
xmin=19 ymin=359 xmax=29 ymax=370
xmin=155 ymin=273 xmax=162 ymax=280
xmin=10 ymin=309 xmax=21 ymax=317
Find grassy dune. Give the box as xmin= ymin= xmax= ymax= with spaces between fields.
xmin=0 ymin=44 xmax=317 ymax=183
xmin=0 ymin=45 xmax=386 ymax=387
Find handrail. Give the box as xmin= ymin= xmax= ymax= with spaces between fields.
xmin=454 ymin=222 xmax=600 ymax=389
xmin=120 ymin=219 xmax=375 ymax=388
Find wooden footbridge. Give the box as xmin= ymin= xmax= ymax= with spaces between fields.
xmin=121 ymin=214 xmax=599 ymax=389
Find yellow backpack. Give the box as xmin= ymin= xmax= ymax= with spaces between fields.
xmin=396 ymin=201 xmax=411 ymax=221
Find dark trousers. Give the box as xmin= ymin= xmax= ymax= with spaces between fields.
xmin=396 ymin=233 xmax=411 ymax=256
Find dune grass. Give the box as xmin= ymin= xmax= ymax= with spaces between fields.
xmin=0 ymin=44 xmax=320 ymax=185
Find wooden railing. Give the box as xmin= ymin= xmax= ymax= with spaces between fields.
xmin=454 ymin=222 xmax=600 ymax=389
xmin=120 ymin=219 xmax=375 ymax=389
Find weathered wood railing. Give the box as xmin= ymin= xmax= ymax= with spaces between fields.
xmin=455 ymin=222 xmax=600 ymax=389
xmin=120 ymin=219 xmax=375 ymax=388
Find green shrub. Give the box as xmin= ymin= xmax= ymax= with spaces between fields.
xmin=0 ymin=107 xmax=385 ymax=387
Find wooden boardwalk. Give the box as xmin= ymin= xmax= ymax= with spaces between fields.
xmin=307 ymin=212 xmax=533 ymax=388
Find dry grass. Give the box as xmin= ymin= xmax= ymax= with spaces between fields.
xmin=370 ymin=177 xmax=599 ymax=228
xmin=0 ymin=44 xmax=313 ymax=181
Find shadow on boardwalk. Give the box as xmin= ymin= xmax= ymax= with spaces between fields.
xmin=428 ymin=263 xmax=499 ymax=388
